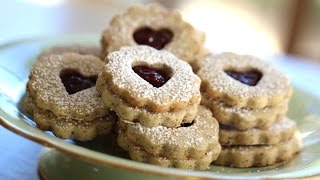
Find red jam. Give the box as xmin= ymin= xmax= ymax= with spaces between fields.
xmin=133 ymin=27 xmax=173 ymax=50
xmin=60 ymin=69 xmax=97 ymax=94
xmin=225 ymin=69 xmax=262 ymax=86
xmin=133 ymin=65 xmax=170 ymax=88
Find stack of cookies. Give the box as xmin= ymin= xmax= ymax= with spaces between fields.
xmin=23 ymin=3 xmax=302 ymax=171
xmin=25 ymin=52 xmax=114 ymax=141
xmin=197 ymin=52 xmax=301 ymax=167
xmin=96 ymin=46 xmax=221 ymax=170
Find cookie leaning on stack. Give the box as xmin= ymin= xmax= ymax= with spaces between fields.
xmin=197 ymin=52 xmax=301 ymax=167
xmin=101 ymin=3 xmax=208 ymax=67
xmin=25 ymin=52 xmax=114 ymax=141
xmin=96 ymin=45 xmax=221 ymax=170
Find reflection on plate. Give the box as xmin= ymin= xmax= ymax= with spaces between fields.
xmin=0 ymin=35 xmax=320 ymax=179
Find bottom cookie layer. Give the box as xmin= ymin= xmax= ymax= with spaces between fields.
xmin=24 ymin=92 xmax=114 ymax=141
xmin=214 ymin=132 xmax=301 ymax=167
xmin=129 ymin=146 xmax=219 ymax=170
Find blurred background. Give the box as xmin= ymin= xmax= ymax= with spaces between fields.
xmin=1 ymin=0 xmax=320 ymax=61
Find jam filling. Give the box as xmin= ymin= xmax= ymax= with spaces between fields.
xmin=133 ymin=65 xmax=170 ymax=88
xmin=180 ymin=120 xmax=194 ymax=128
xmin=133 ymin=27 xmax=174 ymax=50
xmin=60 ymin=69 xmax=97 ymax=94
xmin=224 ymin=69 xmax=262 ymax=86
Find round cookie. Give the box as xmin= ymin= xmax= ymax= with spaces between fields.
xmin=28 ymin=53 xmax=108 ymax=121
xmin=201 ymin=94 xmax=288 ymax=130
xmin=101 ymin=3 xmax=206 ymax=64
xmin=219 ymin=117 xmax=297 ymax=145
xmin=97 ymin=45 xmax=201 ymax=127
xmin=214 ymin=132 xmax=301 ymax=167
xmin=197 ymin=52 xmax=292 ymax=109
xmin=23 ymin=91 xmax=114 ymax=141
xmin=117 ymin=106 xmax=221 ymax=162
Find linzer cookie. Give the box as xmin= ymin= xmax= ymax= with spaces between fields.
xmin=219 ymin=117 xmax=296 ymax=145
xmin=215 ymin=132 xmax=301 ymax=167
xmin=26 ymin=53 xmax=113 ymax=140
xmin=101 ymin=3 xmax=207 ymax=64
xmin=117 ymin=106 xmax=221 ymax=170
xmin=28 ymin=53 xmax=107 ymax=121
xmin=97 ymin=45 xmax=201 ymax=127
xmin=38 ymin=45 xmax=102 ymax=59
xmin=197 ymin=52 xmax=292 ymax=109
xmin=202 ymin=96 xmax=288 ymax=130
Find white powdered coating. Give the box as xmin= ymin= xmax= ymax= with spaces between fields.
xmin=198 ymin=52 xmax=291 ymax=99
xmin=102 ymin=3 xmax=205 ymax=63
xmin=104 ymin=45 xmax=201 ymax=107
xmin=123 ymin=106 xmax=218 ymax=149
xmin=28 ymin=53 xmax=108 ymax=121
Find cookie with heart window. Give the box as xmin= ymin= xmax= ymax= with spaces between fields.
xmin=26 ymin=53 xmax=114 ymax=140
xmin=96 ymin=45 xmax=201 ymax=127
xmin=197 ymin=52 xmax=292 ymax=109
xmin=101 ymin=3 xmax=207 ymax=65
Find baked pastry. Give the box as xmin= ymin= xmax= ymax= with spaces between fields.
xmin=201 ymin=96 xmax=288 ymax=130
xmin=117 ymin=106 xmax=221 ymax=170
xmin=23 ymin=91 xmax=114 ymax=141
xmin=214 ymin=131 xmax=301 ymax=167
xmin=101 ymin=3 xmax=207 ymax=64
xmin=219 ymin=117 xmax=297 ymax=145
xmin=97 ymin=45 xmax=201 ymax=127
xmin=197 ymin=52 xmax=292 ymax=109
xmin=26 ymin=52 xmax=113 ymax=140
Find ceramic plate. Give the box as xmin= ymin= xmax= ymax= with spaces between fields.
xmin=0 ymin=35 xmax=320 ymax=180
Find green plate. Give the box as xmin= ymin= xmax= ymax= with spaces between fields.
xmin=0 ymin=35 xmax=320 ymax=180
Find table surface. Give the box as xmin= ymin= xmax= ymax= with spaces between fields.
xmin=1 ymin=1 xmax=320 ymax=180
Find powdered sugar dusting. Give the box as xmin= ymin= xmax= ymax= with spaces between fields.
xmin=29 ymin=53 xmax=108 ymax=121
xmin=127 ymin=107 xmax=218 ymax=148
xmin=102 ymin=3 xmax=204 ymax=63
xmin=104 ymin=45 xmax=201 ymax=106
xmin=198 ymin=52 xmax=291 ymax=99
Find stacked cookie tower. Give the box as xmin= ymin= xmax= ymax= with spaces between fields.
xmin=96 ymin=4 xmax=221 ymax=170
xmin=96 ymin=46 xmax=221 ymax=170
xmin=197 ymin=52 xmax=301 ymax=167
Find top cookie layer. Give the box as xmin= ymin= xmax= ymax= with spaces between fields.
xmin=101 ymin=3 xmax=206 ymax=63
xmin=197 ymin=52 xmax=292 ymax=108
xmin=28 ymin=53 xmax=108 ymax=121
xmin=99 ymin=46 xmax=201 ymax=112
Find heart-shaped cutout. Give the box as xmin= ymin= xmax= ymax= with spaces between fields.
xmin=60 ymin=69 xmax=97 ymax=94
xmin=133 ymin=65 xmax=170 ymax=88
xmin=133 ymin=27 xmax=174 ymax=50
xmin=224 ymin=69 xmax=262 ymax=86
